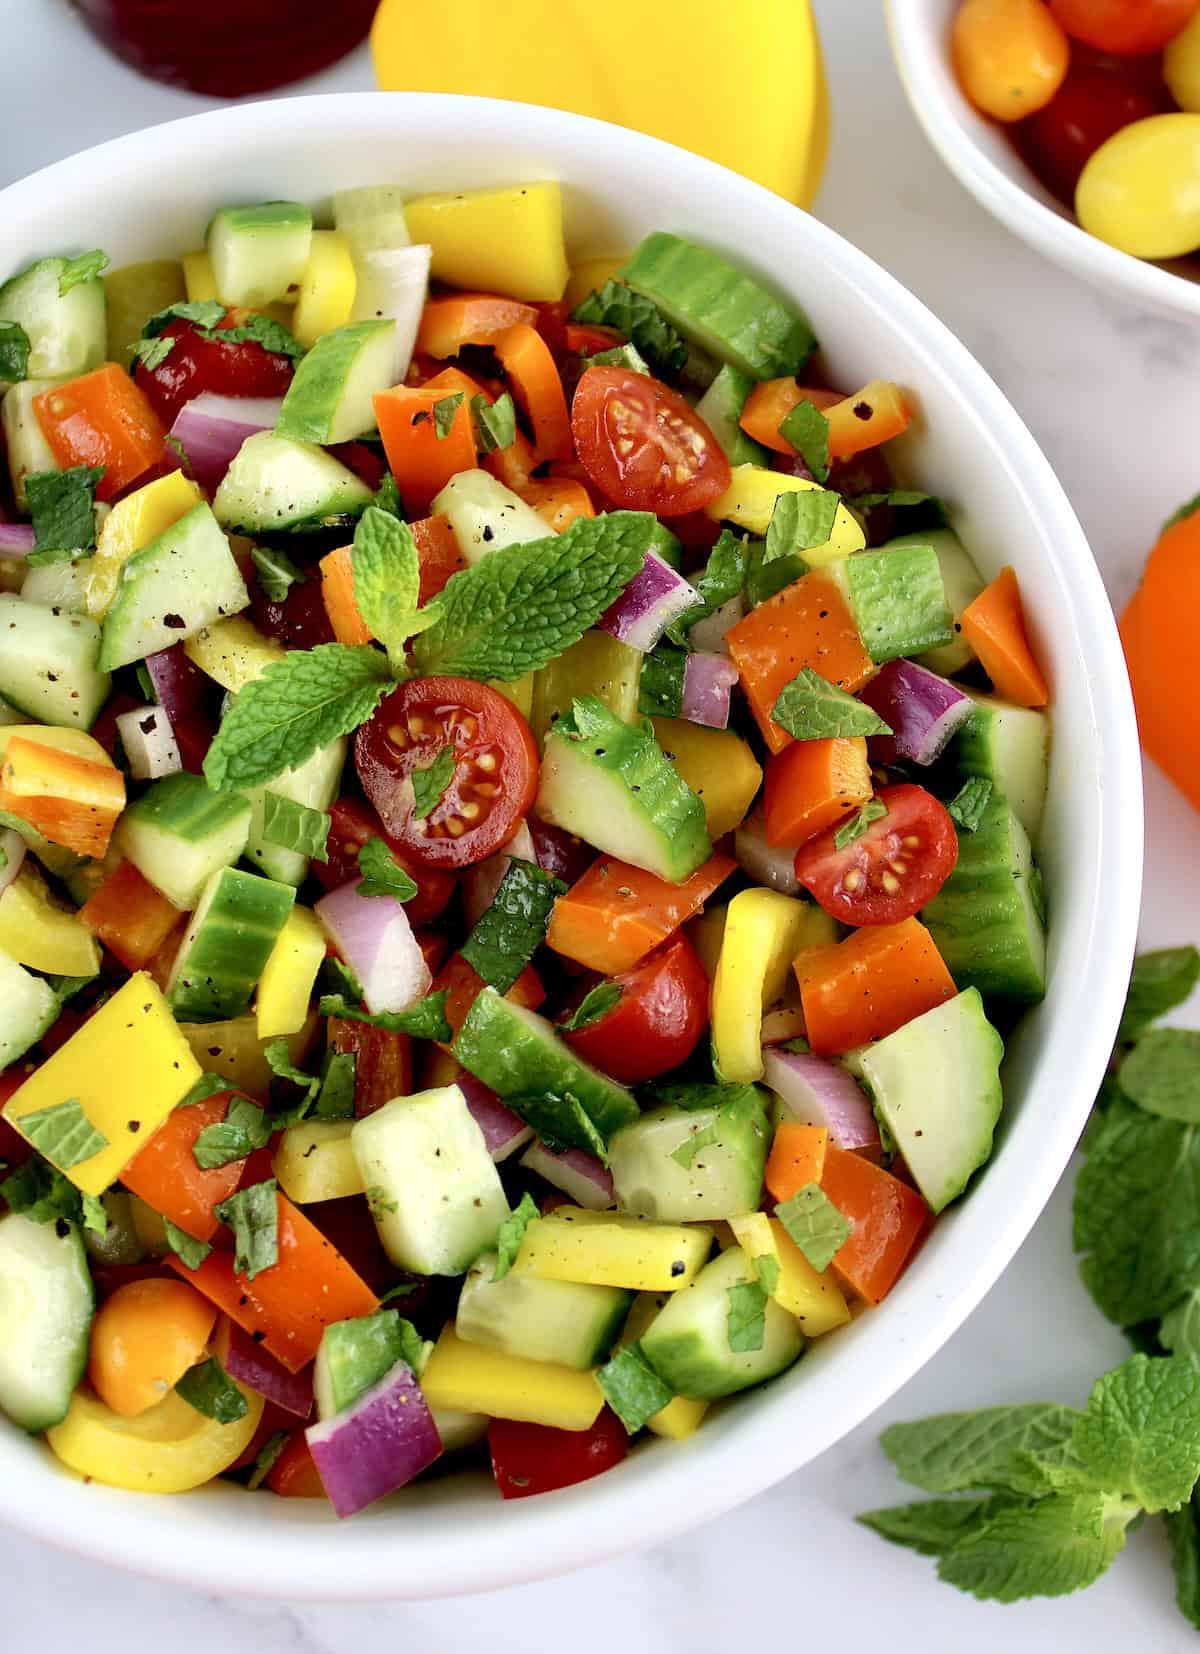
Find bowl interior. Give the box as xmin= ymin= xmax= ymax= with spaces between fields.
xmin=0 ymin=92 xmax=1143 ymax=1599
xmin=887 ymin=0 xmax=1200 ymax=321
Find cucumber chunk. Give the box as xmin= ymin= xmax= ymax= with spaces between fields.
xmin=242 ymin=735 xmax=345 ymax=886
xmin=695 ymin=365 xmax=770 ymax=468
xmin=0 ymin=1213 xmax=94 ymax=1433
xmin=20 ymin=557 xmax=91 ymax=614
xmin=274 ymin=319 xmax=397 ymax=445
xmin=0 ymin=256 xmax=106 ymax=379
xmin=207 ymin=201 xmax=313 ymax=308
xmin=888 ymin=529 xmax=985 ymax=676
xmin=0 ymin=595 xmax=110 ymax=728
xmin=838 ymin=544 xmax=953 ymax=664
xmin=848 ymin=988 xmax=1003 ymax=1214
xmin=118 ymin=772 xmax=251 ymax=910
xmin=608 ymin=1092 xmax=770 ymax=1221
xmin=432 ymin=468 xmax=553 ymax=566
xmin=2 ymin=379 xmax=61 ymax=509
xmin=0 ymin=947 xmax=59 ymax=1067
xmin=213 ymin=431 xmax=372 ymax=534
xmin=457 ymin=1251 xmax=632 ymax=1370
xmin=166 ymin=865 xmax=295 ymax=1021
xmin=641 ymin=1247 xmax=804 ymax=1400
xmin=314 ymin=1309 xmax=423 ymax=1419
xmin=333 ymin=186 xmax=411 ymax=256
xmin=952 ymin=692 xmax=1049 ymax=844
xmin=620 ymin=233 xmax=816 ymax=381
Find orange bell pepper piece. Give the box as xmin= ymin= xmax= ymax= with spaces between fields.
xmin=822 ymin=380 xmax=912 ymax=461
xmin=727 ymin=571 xmax=875 ymax=754
xmin=78 ymin=859 xmax=182 ymax=971
xmin=739 ymin=382 xmax=841 ymax=454
xmin=412 ymin=513 xmax=466 ymax=604
xmin=374 ymin=383 xmax=478 ymax=516
xmin=122 ymin=1091 xmax=248 ymax=1242
xmin=546 ymin=852 xmax=736 ymax=975
xmin=492 ymin=322 xmax=571 ymax=462
xmin=319 ymin=545 xmax=372 ymax=646
xmin=416 ymin=293 xmax=539 ymax=358
xmin=765 ymin=1121 xmax=828 ymax=1203
xmin=0 ymin=736 xmax=126 ymax=858
xmin=484 ymin=428 xmax=537 ymax=491
xmin=33 ymin=364 xmax=167 ymax=502
xmin=793 ymin=918 xmax=957 ymax=1057
xmin=267 ymin=1432 xmax=328 ymax=1499
xmin=821 ymin=1144 xmax=929 ymax=1305
xmin=960 ymin=566 xmax=1049 ymax=709
xmin=762 ymin=736 xmax=872 ymax=848
xmin=1121 ymin=506 xmax=1200 ymax=813
xmin=517 ymin=477 xmax=596 ymax=533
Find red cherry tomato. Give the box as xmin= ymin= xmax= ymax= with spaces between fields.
xmin=794 ymin=784 xmax=958 ymax=927
xmin=355 ymin=677 xmax=539 ymax=870
xmin=488 ymin=1409 xmax=628 ymax=1500
xmin=1048 ymin=0 xmax=1200 ymax=55
xmin=327 ymin=1015 xmax=412 ymax=1117
xmin=133 ymin=313 xmax=297 ymax=426
xmin=313 ymin=796 xmax=455 ymax=927
xmin=560 ymin=935 xmax=710 ymax=1084
xmin=1016 ymin=62 xmax=1171 ymax=202
xmin=571 ymin=366 xmax=731 ymax=516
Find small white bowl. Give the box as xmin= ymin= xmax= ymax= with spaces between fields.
xmin=0 ymin=91 xmax=1142 ymax=1601
xmin=887 ymin=0 xmax=1200 ymax=321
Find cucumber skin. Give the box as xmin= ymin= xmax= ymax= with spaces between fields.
xmin=207 ymin=202 xmax=312 ymax=309
xmin=841 ymin=544 xmax=953 ymax=664
xmin=641 ymin=1247 xmax=804 ymax=1400
xmin=695 ymin=365 xmax=770 ymax=469
xmin=0 ymin=1214 xmax=94 ymax=1434
xmin=274 ymin=319 xmax=395 ymax=445
xmin=167 ymin=866 xmax=295 ymax=1022
xmin=608 ymin=1099 xmax=769 ymax=1222
xmin=118 ymin=773 xmax=252 ymax=911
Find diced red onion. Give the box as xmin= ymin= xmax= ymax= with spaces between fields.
xmin=0 ymin=524 xmax=35 ymax=560
xmin=735 ymin=809 xmax=802 ymax=896
xmin=170 ymin=394 xmax=283 ymax=495
xmin=598 ymin=551 xmax=701 ymax=652
xmin=527 ymin=817 xmax=595 ymax=887
xmin=115 ymin=704 xmax=182 ymax=782
xmin=857 ymin=658 xmax=974 ymax=767
xmin=762 ymin=1048 xmax=880 ymax=1152
xmin=520 ymin=1140 xmax=615 ymax=1210
xmin=316 ymin=881 xmax=431 ymax=1016
xmin=456 ymin=1073 xmax=533 ymax=1162
xmin=306 ymin=1357 xmax=442 ymax=1518
xmin=350 ymin=244 xmax=432 ymax=385
xmin=688 ymin=593 xmax=745 ymax=656
xmin=214 ymin=1315 xmax=313 ymax=1420
xmin=0 ymin=828 xmax=25 ymax=895
xmin=462 ymin=820 xmax=536 ymax=929
xmin=681 ymin=653 xmax=738 ymax=729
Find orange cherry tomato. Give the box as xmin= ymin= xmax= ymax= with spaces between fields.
xmin=1048 ymin=0 xmax=1200 ymax=55
xmin=952 ymin=0 xmax=1071 ymax=121
xmin=88 ymin=1278 xmax=217 ymax=1418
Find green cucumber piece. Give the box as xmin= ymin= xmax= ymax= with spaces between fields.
xmin=536 ymin=695 xmax=711 ymax=883
xmin=0 ymin=1213 xmax=94 ymax=1433
xmin=620 ymin=233 xmax=816 ymax=381
xmin=333 ymin=186 xmax=411 ymax=256
xmin=837 ymin=544 xmax=953 ymax=664
xmin=213 ymin=431 xmax=372 ymax=534
xmin=98 ymin=502 xmax=249 ymax=672
xmin=350 ymin=1086 xmax=510 ymax=1277
xmin=21 ymin=557 xmax=91 ymax=614
xmin=242 ymin=735 xmax=345 ymax=886
xmin=457 ymin=1251 xmax=632 ymax=1370
xmin=274 ymin=319 xmax=396 ymax=445
xmin=314 ymin=1309 xmax=425 ymax=1419
xmin=695 ymin=365 xmax=770 ymax=468
xmin=952 ymin=692 xmax=1049 ymax=844
xmin=848 ymin=988 xmax=1003 ymax=1214
xmin=453 ymin=988 xmax=639 ymax=1147
xmin=0 ymin=947 xmax=59 ymax=1067
xmin=922 ymin=791 xmax=1046 ymax=1003
xmin=118 ymin=772 xmax=251 ymax=911
xmin=608 ymin=1092 xmax=770 ymax=1221
xmin=640 ymin=1247 xmax=804 ymax=1400
xmin=432 ymin=468 xmax=554 ymax=566
xmin=207 ymin=201 xmax=313 ymax=308
xmin=166 ymin=865 xmax=295 ymax=1021
xmin=0 ymin=256 xmax=106 ymax=380
xmin=530 ymin=630 xmax=642 ymax=749
xmin=886 ymin=528 xmax=985 ymax=676
xmin=2 ymin=380 xmax=61 ymax=510
xmin=0 ymin=595 xmax=110 ymax=728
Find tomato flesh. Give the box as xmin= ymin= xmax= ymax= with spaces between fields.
xmin=561 ymin=934 xmax=710 ymax=1084
xmin=571 ymin=366 xmax=731 ymax=516
xmin=1048 ymin=0 xmax=1200 ymax=55
xmin=488 ymin=1409 xmax=628 ymax=1500
xmin=794 ymin=784 xmax=958 ymax=927
xmin=133 ymin=314 xmax=297 ymax=426
xmin=313 ymin=796 xmax=455 ymax=927
xmin=355 ymin=677 xmax=538 ymax=869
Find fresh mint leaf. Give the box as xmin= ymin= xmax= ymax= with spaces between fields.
xmin=411 ymin=744 xmax=456 ymax=821
xmin=1161 ymin=1290 xmax=1200 ymax=1366
xmin=432 ymin=392 xmax=465 ymax=440
xmin=637 ymin=642 xmax=687 ymax=719
xmin=17 ymin=1099 xmax=106 ymax=1170
xmin=317 ymin=991 xmax=452 ymax=1042
xmin=261 ymin=793 xmax=329 ymax=862
xmin=572 ymin=280 xmax=688 ymax=379
xmin=668 ymin=1084 xmax=764 ymax=1169
xmin=175 ymin=1356 xmax=248 ymax=1425
xmin=1120 ymin=947 xmax=1200 ymax=1044
xmin=321 ymin=955 xmax=365 ymax=1005
xmin=745 ymin=541 xmax=806 ymax=607
xmin=584 ymin=343 xmax=651 ymax=375
xmin=0 ymin=321 xmax=31 ymax=382
xmin=265 ymin=1039 xmax=317 ymax=1095
xmin=1072 ymin=1353 xmax=1200 ymax=1513
xmin=851 ymin=490 xmax=946 ymax=530
xmin=726 ymin=1279 xmax=767 ymax=1353
xmin=311 ymin=1049 xmax=357 ymax=1122
xmin=247 ymin=1430 xmax=289 ymax=1491
xmin=141 ymin=299 xmax=226 ymax=339
xmin=777 ymin=400 xmax=831 ymax=483
xmin=365 ymin=1183 xmax=397 ymax=1218
xmin=216 ymin=313 xmax=304 ymax=360
xmin=772 ymin=666 xmax=891 ymax=742
xmin=754 ymin=1253 xmax=781 ymax=1296
xmin=133 ymin=333 xmax=175 ymax=371
xmin=470 ymin=393 xmax=516 ymax=454
xmin=356 ymin=835 xmax=418 ymax=902
xmin=776 ymin=1183 xmax=852 ymax=1273
xmin=26 ymin=466 xmax=102 ymax=558
xmin=947 ymin=777 xmax=992 ymax=833
xmin=1120 ymin=1029 xmax=1200 ymax=1122
xmin=1168 ymin=1491 xmax=1200 ymax=1629
xmin=562 ymin=982 xmax=622 ymax=1033
xmin=374 ymin=472 xmax=405 ymax=520
xmin=879 ymin=1403 xmax=1082 ymax=1496
xmin=176 ymin=1072 xmax=230 ymax=1108
xmin=192 ymin=1094 xmax=271 ymax=1171
xmin=834 ymin=799 xmax=887 ymax=851
xmin=764 ymin=489 xmax=837 ymax=563
xmin=412 ymin=509 xmax=651 ymax=683
xmin=48 ymin=974 xmax=95 ymax=1006
xmin=163 ymin=1218 xmax=213 ymax=1270
xmin=349 ymin=508 xmax=435 ymax=669
xmin=58 ymin=250 xmax=108 ymax=296
xmin=858 ymin=1497 xmax=995 ymax=1558
xmin=492 ymin=1191 xmax=540 ymax=1282
xmin=0 ymin=1156 xmax=83 ymax=1224
xmin=203 ymin=643 xmax=392 ymax=791
xmin=507 ymin=1089 xmax=609 ymax=1163
xmin=665 ymin=529 xmax=747 ymax=645
xmin=936 ymin=1491 xmax=1133 ymax=1602
xmin=461 ymin=858 xmax=566 ymax=994
xmin=80 ymin=1191 xmax=108 ymax=1236
xmin=378 ymin=1281 xmax=419 ymax=1305
xmin=251 ymin=545 xmax=305 ymax=605
xmin=215 ymin=1179 xmax=279 ymax=1281
xmin=597 ymin=1342 xmax=675 ymax=1434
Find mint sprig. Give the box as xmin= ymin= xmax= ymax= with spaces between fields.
xmin=771 ymin=666 xmax=890 ymax=742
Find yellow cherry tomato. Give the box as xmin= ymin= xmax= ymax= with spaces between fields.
xmin=952 ymin=0 xmax=1070 ymax=122
xmin=1165 ymin=11 xmax=1200 ymax=114
xmin=47 ymin=1383 xmax=263 ymax=1494
xmin=87 ymin=1278 xmax=217 ymax=1418
xmin=1076 ymin=113 xmax=1200 ymax=258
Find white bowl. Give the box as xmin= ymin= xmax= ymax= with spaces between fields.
xmin=887 ymin=0 xmax=1200 ymax=321
xmin=0 ymin=92 xmax=1142 ymax=1600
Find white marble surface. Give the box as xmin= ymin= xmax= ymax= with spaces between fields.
xmin=4 ymin=0 xmax=1200 ymax=1645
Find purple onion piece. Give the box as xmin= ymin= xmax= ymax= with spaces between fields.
xmin=527 ymin=816 xmax=595 ymax=887
xmin=520 ymin=1140 xmax=615 ymax=1209
xmin=220 ymin=1319 xmax=313 ymax=1419
xmin=316 ymin=880 xmax=431 ymax=1015
xmin=0 ymin=524 xmax=35 ymax=559
xmin=597 ymin=550 xmax=701 ymax=652
xmin=169 ymin=393 xmax=283 ymax=494
xmin=456 ymin=1073 xmax=533 ymax=1162
xmin=462 ymin=820 xmax=536 ymax=928
xmin=762 ymin=1048 xmax=880 ymax=1152
xmin=306 ymin=1358 xmax=442 ymax=1518
xmin=681 ymin=652 xmax=738 ymax=729
xmin=0 ymin=829 xmax=26 ymax=896
xmin=858 ymin=658 xmax=974 ymax=767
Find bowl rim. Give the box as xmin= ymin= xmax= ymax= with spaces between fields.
xmin=0 ymin=90 xmax=1144 ymax=1601
xmin=884 ymin=0 xmax=1200 ymax=322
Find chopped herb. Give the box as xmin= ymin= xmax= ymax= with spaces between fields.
xmin=176 ymin=1072 xmax=230 ymax=1109
xmin=471 ymin=392 xmax=517 ymax=454
xmin=316 ymin=992 xmax=452 ymax=1043
xmin=775 ymin=1182 xmax=852 ymax=1272
xmin=460 ymin=858 xmax=566 ymax=994
xmin=58 ymin=250 xmax=109 ymax=295
xmin=947 ymin=777 xmax=992 ymax=834
xmin=251 ymin=545 xmax=305 ymax=605
xmin=26 ymin=466 xmax=103 ymax=561
xmin=772 ymin=666 xmax=891 ymax=742
xmin=0 ymin=321 xmax=31 ymax=382
xmin=261 ymin=793 xmax=330 ymax=862
xmin=726 ymin=1279 xmax=767 ymax=1353
xmin=214 ymin=1180 xmax=279 ymax=1280
xmin=17 ymin=1099 xmax=107 ymax=1170
xmin=356 ymin=836 xmax=418 ymax=902
xmin=411 ymin=745 xmax=456 ymax=820
xmin=432 ymin=392 xmax=465 ymax=439
xmin=163 ymin=1218 xmax=213 ymax=1270
xmin=834 ymin=799 xmax=887 ymax=851
xmin=492 ymin=1191 xmax=540 ymax=1282
xmin=562 ymin=982 xmax=622 ymax=1033
xmin=597 ymin=1342 xmax=675 ymax=1434
xmin=175 ymin=1357 xmax=249 ymax=1425
xmin=572 ymin=280 xmax=688 ymax=380
xmin=192 ymin=1094 xmax=271 ymax=1171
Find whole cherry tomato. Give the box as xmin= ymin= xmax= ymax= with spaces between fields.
xmin=313 ymin=796 xmax=455 ymax=927
xmin=1016 ymin=61 xmax=1171 ymax=203
xmin=560 ymin=934 xmax=710 ymax=1084
xmin=133 ymin=312 xmax=297 ymax=425
xmin=952 ymin=0 xmax=1070 ymax=122
xmin=794 ymin=784 xmax=958 ymax=927
xmin=1048 ymin=0 xmax=1200 ymax=56
xmin=571 ymin=366 xmax=731 ymax=515
xmin=488 ymin=1409 xmax=628 ymax=1500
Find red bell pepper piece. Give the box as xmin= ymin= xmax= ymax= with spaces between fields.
xmin=488 ymin=1408 xmax=627 ymax=1500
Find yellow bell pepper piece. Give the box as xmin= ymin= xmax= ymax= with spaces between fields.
xmin=651 ymin=718 xmax=762 ymax=840
xmin=515 ymin=1207 xmax=713 ymax=1292
xmin=47 ymin=1382 xmax=263 ymax=1493
xmin=729 ymin=1211 xmax=850 ymax=1337
xmin=104 ymin=260 xmax=186 ymax=368
xmin=712 ymin=889 xmax=816 ymax=1083
xmin=706 ymin=466 xmax=866 ymax=565
xmin=292 ymin=230 xmax=357 ymax=348
xmin=2 ymin=973 xmax=202 ymax=1195
xmin=532 ymin=631 xmax=641 ymax=747
xmin=420 ymin=1325 xmax=604 ymax=1430
xmin=563 ymin=256 xmax=629 ymax=312
xmin=86 ymin=469 xmax=203 ymax=620
xmin=256 ymin=906 xmax=325 ymax=1039
xmin=176 ymin=1011 xmax=318 ymax=1100
xmin=183 ymin=615 xmax=285 ymax=692
xmin=182 ymin=250 xmax=218 ymax=303
xmin=401 ymin=184 xmax=569 ymax=302
xmin=0 ymin=867 xmax=100 ymax=977
xmin=490 ymin=672 xmax=534 ymax=722
xmin=274 ymin=1118 xmax=364 ymax=1204
xmin=0 ymin=725 xmax=110 ymax=767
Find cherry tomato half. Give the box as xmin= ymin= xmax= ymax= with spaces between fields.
xmin=133 ymin=312 xmax=297 ymax=426
xmin=571 ymin=366 xmax=731 ymax=516
xmin=1016 ymin=61 xmax=1171 ymax=203
xmin=560 ymin=934 xmax=710 ymax=1084
xmin=313 ymin=796 xmax=455 ymax=927
xmin=1048 ymin=0 xmax=1200 ymax=56
xmin=488 ymin=1409 xmax=628 ymax=1500
xmin=794 ymin=784 xmax=958 ymax=927
xmin=355 ymin=677 xmax=539 ymax=870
